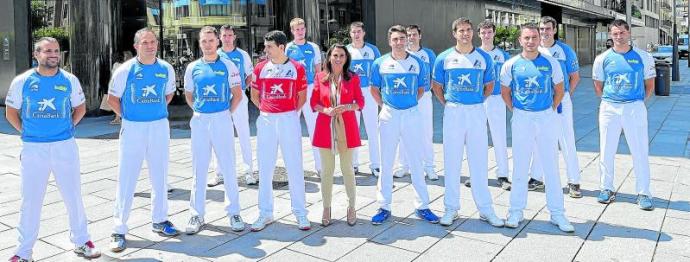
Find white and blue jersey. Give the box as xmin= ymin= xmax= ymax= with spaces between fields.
xmin=184 ymin=57 xmax=242 ymax=113
xmin=481 ymin=47 xmax=511 ymax=95
xmin=593 ymin=47 xmax=655 ymax=103
xmin=371 ymin=53 xmax=428 ymax=110
xmin=109 ymin=58 xmax=176 ymax=122
xmin=433 ymin=47 xmax=494 ymax=105
xmin=217 ymin=47 xmax=253 ymax=90
xmin=347 ymin=42 xmax=381 ymax=88
xmin=408 ymin=47 xmax=436 ymax=92
xmin=285 ymin=41 xmax=322 ymax=85
xmin=539 ymin=40 xmax=579 ymax=92
xmin=500 ymin=54 xmax=564 ymax=111
xmin=5 ymin=69 xmax=86 ymax=143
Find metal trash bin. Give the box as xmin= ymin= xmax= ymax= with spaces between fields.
xmin=655 ymin=61 xmax=671 ymax=96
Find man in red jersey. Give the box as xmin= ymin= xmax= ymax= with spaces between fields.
xmin=249 ymin=30 xmax=311 ymax=232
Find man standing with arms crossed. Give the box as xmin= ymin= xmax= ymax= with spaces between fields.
xmin=394 ymin=24 xmax=438 ymax=180
xmin=183 ymin=26 xmax=245 ymax=234
xmin=432 ymin=18 xmax=504 ymax=227
xmin=108 ymin=28 xmax=179 ymax=252
xmin=529 ymin=16 xmax=583 ymax=197
xmin=593 ymin=19 xmax=656 ymax=210
xmin=5 ymin=37 xmax=101 ymax=262
xmin=286 ymin=18 xmax=322 ymax=176
xmin=370 ymin=25 xmax=439 ymax=225
xmin=347 ymin=21 xmax=382 ymax=177
xmin=208 ymin=24 xmax=257 ymax=186
xmin=250 ymin=30 xmax=312 ymax=231
xmin=501 ymin=23 xmax=574 ymax=232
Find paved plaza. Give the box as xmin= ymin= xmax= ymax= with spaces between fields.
xmin=0 ymin=65 xmax=689 ymax=261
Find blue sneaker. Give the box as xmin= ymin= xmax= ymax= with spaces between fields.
xmin=637 ymin=195 xmax=654 ymax=211
xmin=371 ymin=208 xmax=391 ymax=225
xmin=597 ymin=189 xmax=616 ymax=204
xmin=152 ymin=220 xmax=179 ymax=236
xmin=415 ymin=209 xmax=440 ymax=224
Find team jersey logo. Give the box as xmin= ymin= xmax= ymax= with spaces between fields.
xmin=231 ymin=57 xmax=241 ymax=63
xmin=458 ymin=74 xmax=472 ymax=86
xmin=142 ymin=85 xmax=158 ymax=97
xmin=214 ymin=70 xmax=226 ymax=76
xmin=54 ymin=85 xmax=67 ymax=92
xmin=136 ymin=73 xmax=144 ymax=79
xmin=525 ymin=76 xmax=540 ymax=89
xmin=393 ymin=77 xmax=407 ymax=88
xmin=31 ymin=97 xmax=64 ymax=119
xmin=610 ymin=73 xmax=633 ymax=91
xmin=473 ymin=60 xmax=482 ymax=69
xmin=270 ymin=84 xmax=285 ymax=95
xmin=408 ymin=65 xmax=416 ymax=72
xmin=363 ymin=52 xmax=370 ymax=58
xmin=38 ymin=98 xmax=56 ymax=111
xmin=552 ymin=51 xmax=561 ymax=59
xmin=304 ymin=50 xmax=313 ymax=54
xmin=155 ymin=73 xmax=167 ymax=79
xmin=203 ymin=84 xmax=217 ymax=96
xmin=626 ymin=59 xmax=639 ymax=64
xmin=353 ymin=63 xmax=365 ymax=73
xmin=30 ymin=84 xmax=39 ymax=92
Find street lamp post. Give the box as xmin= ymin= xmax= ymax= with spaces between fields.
xmin=673 ymin=0 xmax=680 ymax=80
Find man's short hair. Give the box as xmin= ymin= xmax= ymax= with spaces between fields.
xmin=452 ymin=17 xmax=473 ymax=32
xmin=519 ymin=22 xmax=540 ymax=34
xmin=134 ymin=28 xmax=158 ymax=44
xmin=199 ymin=26 xmax=218 ymax=38
xmin=33 ymin=37 xmax=59 ymax=52
xmin=220 ymin=24 xmax=235 ymax=33
xmin=264 ymin=30 xmax=288 ymax=46
xmin=349 ymin=21 xmax=365 ymax=32
xmin=540 ymin=16 xmax=558 ymax=29
xmin=478 ymin=19 xmax=496 ymax=32
xmin=387 ymin=25 xmax=407 ymax=39
xmin=290 ymin=18 xmax=306 ymax=29
xmin=608 ymin=19 xmax=630 ymax=31
xmin=406 ymin=24 xmax=421 ymax=35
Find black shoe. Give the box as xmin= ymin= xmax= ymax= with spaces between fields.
xmin=568 ymin=183 xmax=582 ymax=198
xmin=527 ymin=178 xmax=544 ymax=191
xmin=497 ymin=177 xmax=512 ymax=191
xmin=464 ymin=179 xmax=471 ymax=188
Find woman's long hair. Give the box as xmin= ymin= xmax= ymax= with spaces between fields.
xmin=321 ymin=43 xmax=353 ymax=83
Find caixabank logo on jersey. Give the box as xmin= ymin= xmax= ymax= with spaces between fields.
xmin=450 ymin=72 xmax=480 ymax=93
xmin=132 ymin=84 xmax=163 ymax=104
xmin=384 ymin=75 xmax=415 ymax=95
xmin=30 ymin=97 xmax=66 ymax=119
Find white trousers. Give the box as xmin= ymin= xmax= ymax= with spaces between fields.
xmin=442 ymin=103 xmax=496 ymax=215
xmin=484 ymin=94 xmax=510 ymax=178
xmin=16 ymin=138 xmax=90 ymax=259
xmin=353 ymin=88 xmax=381 ymax=170
xmin=256 ymin=111 xmax=307 ymax=217
xmin=301 ymin=84 xmax=320 ymax=171
xmin=212 ymin=92 xmax=253 ymax=175
xmin=377 ymin=105 xmax=430 ymax=210
xmin=113 ymin=118 xmax=170 ymax=234
xmin=396 ymin=92 xmax=434 ymax=170
xmin=190 ymin=111 xmax=240 ymax=217
xmin=599 ymin=100 xmax=651 ymax=196
xmin=509 ymin=109 xmax=565 ymax=217
xmin=531 ymin=95 xmax=581 ymax=183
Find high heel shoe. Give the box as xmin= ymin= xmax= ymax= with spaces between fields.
xmin=322 ymin=207 xmax=331 ymax=226
xmin=347 ymin=206 xmax=356 ymax=226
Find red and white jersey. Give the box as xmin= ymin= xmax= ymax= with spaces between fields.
xmin=252 ymin=59 xmax=307 ymax=113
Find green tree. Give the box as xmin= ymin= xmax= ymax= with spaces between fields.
xmin=31 ymin=0 xmax=54 ymax=30
xmin=33 ymin=27 xmax=70 ymax=51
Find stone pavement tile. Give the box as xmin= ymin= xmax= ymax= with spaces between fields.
xmin=648 ymin=164 xmax=681 ymax=183
xmin=666 ymin=200 xmax=690 ymax=221
xmin=428 ymin=194 xmax=480 ymax=218
xmin=0 ymin=222 xmax=9 ymax=232
xmin=128 ymin=225 xmax=238 ymax=259
xmin=203 ymin=221 xmax=313 ymax=261
xmin=561 ymin=200 xmax=606 ymax=221
xmin=451 ymin=206 xmax=536 ymax=246
xmin=337 ymin=242 xmax=419 ymax=262
xmin=653 ymin=252 xmax=690 ymax=262
xmin=575 ymin=222 xmax=660 ymax=262
xmin=89 ymin=234 xmax=152 ymax=260
xmin=661 ymin=216 xmax=690 ymax=238
xmin=526 ymin=212 xmax=595 ymax=239
xmin=0 ymin=239 xmax=65 ymax=261
xmin=286 ymin=215 xmax=394 ymax=262
xmin=656 ymin=232 xmax=690 ymax=259
xmin=618 ymin=179 xmax=674 ymax=201
xmin=414 ymin=234 xmax=500 ymax=262
xmin=650 ymin=142 xmax=686 ymax=156
xmin=493 ymin=228 xmax=582 ymax=262
xmin=282 ymin=190 xmax=376 ymax=226
xmin=492 ymin=189 xmax=547 ymax=212
xmin=262 ymin=249 xmax=327 ymax=262
xmin=0 ymin=229 xmax=18 ymax=251
xmin=597 ymin=200 xmax=667 ymax=231
xmin=370 ymin=215 xmax=452 ymax=253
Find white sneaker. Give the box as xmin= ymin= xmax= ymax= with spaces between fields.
xmin=371 ymin=168 xmax=381 ymax=177
xmin=230 ymin=215 xmax=245 ymax=232
xmin=439 ymin=210 xmax=459 ymax=226
xmin=479 ymin=213 xmax=505 ymax=227
xmin=393 ymin=168 xmax=408 ymax=178
xmin=250 ymin=215 xmax=273 ymax=232
xmin=550 ymin=215 xmax=575 ymax=233
xmin=185 ymin=216 xmax=204 ymax=235
xmin=505 ymin=212 xmax=523 ymax=228
xmin=425 ymin=167 xmax=438 ymax=180
xmin=296 ymin=215 xmax=311 ymax=230
xmin=207 ymin=174 xmax=224 ymax=187
xmin=245 ymin=174 xmax=257 ymax=185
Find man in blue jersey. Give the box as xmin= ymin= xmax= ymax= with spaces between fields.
xmin=501 ymin=23 xmax=574 ymax=232
xmin=183 ymin=26 xmax=245 ymax=234
xmin=393 ymin=24 xmax=438 ymax=180
xmin=528 ymin=16 xmax=583 ymax=197
xmin=370 ymin=25 xmax=438 ymax=225
xmin=107 ymin=28 xmax=179 ymax=252
xmin=432 ymin=18 xmax=504 ymax=227
xmin=208 ymin=25 xmax=257 ymax=186
xmin=593 ymin=19 xmax=656 ymax=210
xmin=463 ymin=20 xmax=512 ymax=190
xmin=286 ymin=17 xmax=322 ymax=176
xmin=347 ymin=21 xmax=382 ymax=177
xmin=5 ymin=37 xmax=101 ymax=262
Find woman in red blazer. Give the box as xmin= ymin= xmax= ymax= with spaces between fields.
xmin=311 ymin=44 xmax=364 ymax=227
